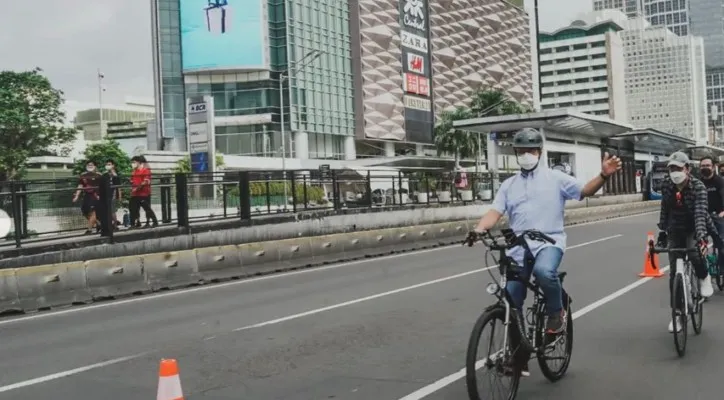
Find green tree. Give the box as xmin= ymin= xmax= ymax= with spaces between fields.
xmin=469 ymin=87 xmax=533 ymax=118
xmin=433 ymin=106 xmax=477 ymax=166
xmin=0 ymin=68 xmax=76 ymax=180
xmin=72 ymin=138 xmax=132 ymax=178
xmin=174 ymin=153 xmax=225 ymax=173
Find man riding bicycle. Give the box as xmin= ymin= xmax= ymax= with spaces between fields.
xmin=472 ymin=128 xmax=621 ymax=335
xmin=698 ymin=155 xmax=724 ymax=273
xmin=656 ymin=151 xmax=715 ymax=333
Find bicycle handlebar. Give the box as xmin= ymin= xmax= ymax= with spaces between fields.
xmin=465 ymin=229 xmax=556 ymax=250
xmin=648 ymin=239 xmax=699 ymax=254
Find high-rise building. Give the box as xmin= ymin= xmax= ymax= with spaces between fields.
xmin=641 ymin=0 xmax=689 ymax=36
xmin=149 ymin=0 xmax=532 ymax=165
xmin=593 ymin=0 xmax=643 ymax=18
xmin=619 ymin=17 xmax=707 ymax=142
xmin=538 ymin=18 xmax=628 ymax=122
xmin=689 ymin=0 xmax=724 ymax=143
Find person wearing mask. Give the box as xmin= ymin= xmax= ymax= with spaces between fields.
xmin=72 ymin=160 xmax=102 ymax=235
xmin=102 ymin=159 xmax=122 ymax=230
xmin=469 ymin=128 xmax=621 ymax=376
xmin=130 ymin=156 xmax=159 ymax=228
xmin=698 ymin=156 xmax=724 ymax=273
xmin=656 ymin=151 xmax=716 ymax=333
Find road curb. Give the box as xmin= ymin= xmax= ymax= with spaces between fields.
xmin=0 ymin=201 xmax=659 ymax=315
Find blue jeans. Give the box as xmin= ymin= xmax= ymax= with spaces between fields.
xmin=506 ymin=246 xmax=564 ymax=316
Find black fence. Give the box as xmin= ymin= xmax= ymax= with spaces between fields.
xmin=0 ymin=169 xmax=508 ymax=250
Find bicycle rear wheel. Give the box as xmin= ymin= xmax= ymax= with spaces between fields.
xmin=672 ymin=273 xmax=688 ymax=357
xmin=536 ymin=301 xmax=573 ymax=382
xmin=466 ymin=306 xmax=520 ymax=400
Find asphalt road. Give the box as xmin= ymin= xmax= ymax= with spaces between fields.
xmin=1 ymin=211 xmax=713 ymax=399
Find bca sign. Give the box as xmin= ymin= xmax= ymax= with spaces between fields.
xmin=188 ymin=103 xmax=207 ymax=113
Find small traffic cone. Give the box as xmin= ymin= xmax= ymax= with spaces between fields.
xmin=157 ymin=359 xmax=184 ymax=400
xmin=639 ymin=231 xmax=664 ymax=278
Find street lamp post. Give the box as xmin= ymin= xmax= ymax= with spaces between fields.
xmin=278 ymin=50 xmax=322 ymax=210
xmin=97 ymin=69 xmax=105 ymax=138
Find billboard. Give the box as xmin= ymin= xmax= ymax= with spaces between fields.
xmin=180 ymin=0 xmax=268 ymax=71
xmin=399 ymin=0 xmax=434 ymax=143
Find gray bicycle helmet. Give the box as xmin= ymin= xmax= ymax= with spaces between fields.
xmin=512 ymin=128 xmax=543 ymax=149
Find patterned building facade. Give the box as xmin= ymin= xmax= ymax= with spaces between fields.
xmin=351 ymin=0 xmax=533 ymax=145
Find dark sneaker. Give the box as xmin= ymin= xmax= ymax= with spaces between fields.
xmin=545 ymin=310 xmax=567 ymax=334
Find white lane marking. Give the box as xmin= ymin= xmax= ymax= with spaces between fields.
xmin=0 ymin=234 xmax=626 ymax=393
xmin=0 ymin=211 xmax=647 ymax=326
xmin=0 ymin=353 xmax=147 ymax=394
xmin=395 ymin=264 xmax=672 ymax=400
xmin=233 ymin=235 xmax=623 ymax=331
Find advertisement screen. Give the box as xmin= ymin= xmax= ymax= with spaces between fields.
xmin=180 ymin=0 xmax=267 ymax=71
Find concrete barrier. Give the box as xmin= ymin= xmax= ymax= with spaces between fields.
xmin=0 ymin=201 xmax=659 ymax=314
xmin=15 ymin=262 xmax=92 ymax=311
xmin=0 ymin=269 xmax=20 ymax=314
xmin=142 ymin=251 xmax=201 ymax=291
xmin=85 ymin=256 xmax=150 ymax=299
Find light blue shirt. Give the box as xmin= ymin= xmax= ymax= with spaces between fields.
xmin=491 ymin=167 xmax=585 ymax=265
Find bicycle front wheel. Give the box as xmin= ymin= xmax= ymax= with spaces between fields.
xmin=672 ymin=273 xmax=688 ymax=357
xmin=466 ymin=306 xmax=520 ymax=400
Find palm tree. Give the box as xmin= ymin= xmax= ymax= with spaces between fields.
xmin=433 ymin=106 xmax=477 ymax=167
xmin=469 ymin=87 xmax=533 ymax=118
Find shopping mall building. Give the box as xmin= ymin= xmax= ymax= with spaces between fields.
xmin=149 ymin=0 xmax=533 ymax=170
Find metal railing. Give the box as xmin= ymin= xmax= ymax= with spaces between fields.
xmin=0 ymin=169 xmax=502 ymax=250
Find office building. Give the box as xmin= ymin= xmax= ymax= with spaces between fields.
xmin=593 ymin=0 xmax=643 ymax=18
xmin=620 ymin=16 xmax=707 ymax=142
xmin=642 ymin=0 xmax=689 ymax=36
xmin=538 ymin=18 xmax=627 ymax=122
xmin=73 ymin=98 xmax=155 ymax=142
xmin=149 ymin=0 xmax=532 ymax=166
xmin=689 ymin=0 xmax=724 ymax=143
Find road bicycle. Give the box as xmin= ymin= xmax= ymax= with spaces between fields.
xmin=463 ymin=229 xmax=573 ymax=400
xmin=707 ymin=214 xmax=724 ymax=291
xmin=648 ymin=239 xmax=704 ymax=357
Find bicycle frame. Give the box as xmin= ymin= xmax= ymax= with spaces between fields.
xmin=478 ymin=230 xmax=556 ymax=353
xmin=650 ymin=242 xmax=700 ymax=313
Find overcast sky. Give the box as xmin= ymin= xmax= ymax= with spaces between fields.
xmin=0 ymin=0 xmax=589 ymax=106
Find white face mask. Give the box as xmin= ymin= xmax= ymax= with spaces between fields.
xmin=131 ymin=163 xmax=138 ymax=169
xmin=670 ymin=171 xmax=687 ymax=184
xmin=517 ymin=153 xmax=539 ymax=170
xmin=86 ymin=166 xmax=95 ymax=172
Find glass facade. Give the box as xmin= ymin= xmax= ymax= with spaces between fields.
xmin=286 ymin=0 xmax=354 ymax=159
xmin=152 ymin=0 xmax=354 ymax=160
xmin=155 ymin=0 xmax=187 ymax=145
xmin=643 ymin=0 xmax=689 ymax=36
xmin=690 ymin=0 xmax=724 ymax=140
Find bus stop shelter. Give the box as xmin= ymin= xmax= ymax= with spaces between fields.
xmin=452 ymin=109 xmax=633 ymax=193
xmin=612 ymin=128 xmax=696 ymax=173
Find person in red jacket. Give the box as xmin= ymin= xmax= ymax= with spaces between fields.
xmin=130 ymin=156 xmax=158 ymax=228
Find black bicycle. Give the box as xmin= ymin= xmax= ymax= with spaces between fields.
xmin=707 ymin=213 xmax=724 ymax=291
xmin=464 ymin=229 xmax=573 ymax=400
xmin=648 ymin=240 xmax=704 ymax=357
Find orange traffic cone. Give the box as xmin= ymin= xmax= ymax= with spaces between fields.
xmin=157 ymin=359 xmax=184 ymax=400
xmin=639 ymin=231 xmax=664 ymax=278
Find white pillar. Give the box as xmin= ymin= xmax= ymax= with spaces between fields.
xmin=384 ymin=141 xmax=395 ymax=157
xmin=415 ymin=144 xmax=424 ymax=155
xmin=486 ymin=132 xmax=500 ymax=191
xmin=344 ymin=135 xmax=356 ymax=160
xmin=294 ymin=131 xmax=309 ymax=159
